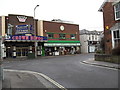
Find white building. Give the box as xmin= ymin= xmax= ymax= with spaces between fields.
xmin=80 ymin=29 xmax=103 ymax=53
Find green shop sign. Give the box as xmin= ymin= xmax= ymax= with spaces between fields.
xmin=44 ymin=41 xmax=80 ymax=46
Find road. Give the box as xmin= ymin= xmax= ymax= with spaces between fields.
xmin=3 ymin=54 xmax=118 ymax=88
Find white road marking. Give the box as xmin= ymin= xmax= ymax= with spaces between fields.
xmin=80 ymin=61 xmax=118 ymax=71
xmin=4 ymin=69 xmax=67 ymax=90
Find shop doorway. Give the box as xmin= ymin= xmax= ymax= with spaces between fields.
xmin=6 ymin=47 xmax=12 ymax=58
xmin=16 ymin=47 xmax=28 ymax=57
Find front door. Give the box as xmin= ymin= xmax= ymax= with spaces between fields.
xmin=16 ymin=47 xmax=28 ymax=57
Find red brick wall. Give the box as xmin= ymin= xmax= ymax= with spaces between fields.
xmin=103 ymin=2 xmax=120 ymax=54
xmin=43 ymin=21 xmax=80 ymax=41
xmin=0 ymin=17 xmax=1 ymax=36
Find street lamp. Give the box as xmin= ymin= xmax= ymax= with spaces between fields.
xmin=34 ymin=5 xmax=39 ymax=58
xmin=34 ymin=5 xmax=39 ymax=18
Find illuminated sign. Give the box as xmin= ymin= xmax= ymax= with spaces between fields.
xmin=17 ymin=16 xmax=27 ymax=22
xmin=5 ymin=35 xmax=47 ymax=41
xmin=16 ymin=25 xmax=33 ymax=34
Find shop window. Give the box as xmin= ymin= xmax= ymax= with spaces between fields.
xmin=59 ymin=34 xmax=66 ymax=39
xmin=70 ymin=34 xmax=76 ymax=39
xmin=47 ymin=33 xmax=54 ymax=38
xmin=114 ymin=2 xmax=120 ymax=20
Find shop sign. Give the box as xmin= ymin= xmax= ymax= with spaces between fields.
xmin=16 ymin=25 xmax=33 ymax=34
xmin=5 ymin=35 xmax=47 ymax=41
xmin=44 ymin=43 xmax=80 ymax=46
xmin=17 ymin=16 xmax=27 ymax=22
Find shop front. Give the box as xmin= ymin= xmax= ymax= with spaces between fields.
xmin=4 ymin=35 xmax=47 ymax=58
xmin=44 ymin=41 xmax=81 ymax=56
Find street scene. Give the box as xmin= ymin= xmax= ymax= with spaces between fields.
xmin=0 ymin=0 xmax=120 ymax=89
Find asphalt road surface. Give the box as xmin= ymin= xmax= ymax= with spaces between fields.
xmin=3 ymin=54 xmax=118 ymax=88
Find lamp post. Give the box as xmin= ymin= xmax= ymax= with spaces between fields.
xmin=34 ymin=5 xmax=39 ymax=19
xmin=34 ymin=5 xmax=39 ymax=58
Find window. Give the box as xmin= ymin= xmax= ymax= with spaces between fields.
xmin=59 ymin=34 xmax=66 ymax=39
xmin=113 ymin=30 xmax=120 ymax=47
xmin=47 ymin=33 xmax=54 ymax=38
xmin=113 ymin=30 xmax=120 ymax=39
xmin=114 ymin=2 xmax=120 ymax=20
xmin=8 ymin=24 xmax=13 ymax=35
xmin=92 ymin=35 xmax=94 ymax=40
xmin=89 ymin=35 xmax=91 ymax=40
xmin=70 ymin=34 xmax=76 ymax=39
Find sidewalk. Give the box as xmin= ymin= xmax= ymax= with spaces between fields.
xmin=2 ymin=69 xmax=65 ymax=90
xmin=82 ymin=59 xmax=120 ymax=69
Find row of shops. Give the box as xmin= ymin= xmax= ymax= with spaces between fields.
xmin=0 ymin=14 xmax=81 ymax=59
xmin=2 ymin=40 xmax=80 ymax=58
xmin=2 ymin=41 xmax=80 ymax=58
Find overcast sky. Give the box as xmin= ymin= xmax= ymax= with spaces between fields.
xmin=0 ymin=0 xmax=104 ymax=31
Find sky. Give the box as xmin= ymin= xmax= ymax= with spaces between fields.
xmin=0 ymin=0 xmax=104 ymax=31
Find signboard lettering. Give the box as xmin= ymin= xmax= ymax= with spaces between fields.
xmin=5 ymin=35 xmax=47 ymax=41
xmin=16 ymin=25 xmax=33 ymax=34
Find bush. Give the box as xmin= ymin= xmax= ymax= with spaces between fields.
xmin=95 ymin=54 xmax=120 ymax=64
xmin=96 ymin=50 xmax=104 ymax=54
xmin=112 ymin=44 xmax=120 ymax=55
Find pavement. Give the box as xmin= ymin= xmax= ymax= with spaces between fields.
xmin=2 ymin=69 xmax=66 ymax=90
xmin=82 ymin=58 xmax=120 ymax=69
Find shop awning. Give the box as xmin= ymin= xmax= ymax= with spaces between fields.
xmin=44 ymin=43 xmax=80 ymax=47
xmin=44 ymin=40 xmax=81 ymax=47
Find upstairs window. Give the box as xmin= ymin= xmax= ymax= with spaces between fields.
xmin=70 ymin=34 xmax=76 ymax=39
xmin=47 ymin=33 xmax=54 ymax=38
xmin=92 ymin=35 xmax=94 ymax=40
xmin=59 ymin=34 xmax=66 ymax=39
xmin=114 ymin=2 xmax=120 ymax=20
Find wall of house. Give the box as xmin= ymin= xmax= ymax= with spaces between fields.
xmin=102 ymin=2 xmax=120 ymax=54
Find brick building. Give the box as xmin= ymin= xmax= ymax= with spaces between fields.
xmin=37 ymin=20 xmax=80 ymax=56
xmin=0 ymin=14 xmax=47 ymax=58
xmin=99 ymin=0 xmax=120 ymax=54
